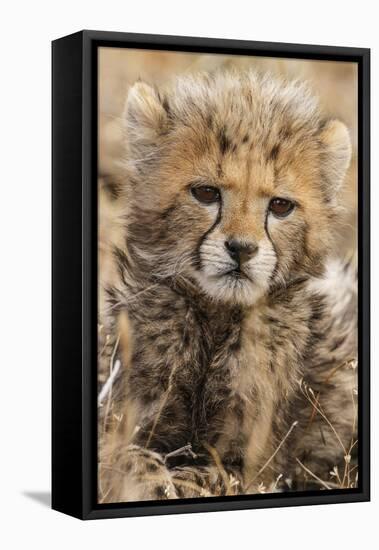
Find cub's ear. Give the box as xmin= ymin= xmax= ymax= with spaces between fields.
xmin=124 ymin=81 xmax=169 ymax=145
xmin=319 ymin=119 xmax=352 ymax=194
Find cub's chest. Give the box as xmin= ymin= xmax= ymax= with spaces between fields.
xmin=129 ymin=300 xmax=243 ymax=388
xmin=129 ymin=290 xmax=308 ymax=409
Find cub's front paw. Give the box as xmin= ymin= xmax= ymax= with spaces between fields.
xmin=105 ymin=444 xmax=178 ymax=503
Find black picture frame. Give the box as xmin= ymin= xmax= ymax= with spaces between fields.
xmin=52 ymin=30 xmax=370 ymax=520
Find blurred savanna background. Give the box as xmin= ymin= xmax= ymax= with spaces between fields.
xmin=97 ymin=47 xmax=358 ymax=501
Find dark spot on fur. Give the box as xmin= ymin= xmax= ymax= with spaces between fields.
xmin=229 ymin=338 xmax=241 ymax=352
xmin=159 ymin=204 xmax=177 ymax=221
xmin=330 ymin=335 xmax=347 ymax=351
xmin=153 ymin=311 xmax=173 ymax=322
xmin=242 ymin=133 xmax=249 ymax=144
xmin=231 ymin=309 xmax=244 ymax=324
xmin=224 ymin=451 xmax=244 ymax=472
xmin=343 ymin=259 xmax=351 ymax=273
xmin=154 ymin=485 xmax=167 ymax=499
xmin=265 ymin=315 xmax=279 ymax=325
xmin=161 ymin=96 xmax=171 ymax=115
xmin=279 ymin=126 xmax=291 ymax=141
xmin=268 ymin=144 xmax=280 ymax=161
xmin=318 ymin=118 xmax=329 ymax=132
xmin=102 ymin=175 xmax=122 ymax=200
xmin=113 ymin=245 xmax=127 ymax=264
xmin=112 ymin=246 xmax=131 ymax=283
xmin=218 ymin=126 xmax=232 ymax=155
xmin=124 ymin=462 xmax=133 ymax=473
xmin=157 ymin=342 xmax=170 ymax=354
xmin=146 ymin=462 xmax=159 ymax=472
xmin=182 ymin=330 xmax=190 ymax=347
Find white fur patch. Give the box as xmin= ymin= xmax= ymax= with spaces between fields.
xmin=193 ymin=234 xmax=277 ymax=305
xmin=307 ymin=257 xmax=357 ymax=319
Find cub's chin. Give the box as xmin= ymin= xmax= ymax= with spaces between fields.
xmin=192 ymin=269 xmax=267 ymax=306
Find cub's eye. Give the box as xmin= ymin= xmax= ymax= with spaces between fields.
xmin=269 ymin=197 xmax=295 ymax=218
xmin=191 ymin=186 xmax=221 ymax=205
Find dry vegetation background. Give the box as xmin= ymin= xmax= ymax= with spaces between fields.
xmin=97 ymin=48 xmax=358 ymax=501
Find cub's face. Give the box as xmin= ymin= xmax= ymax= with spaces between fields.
xmin=123 ymin=73 xmax=351 ymax=305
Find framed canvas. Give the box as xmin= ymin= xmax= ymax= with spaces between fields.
xmin=52 ymin=30 xmax=370 ymax=520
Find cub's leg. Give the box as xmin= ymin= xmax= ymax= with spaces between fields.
xmin=294 ymin=258 xmax=358 ymax=488
xmin=171 ymin=465 xmax=243 ymax=498
xmin=101 ymin=444 xmax=178 ymax=503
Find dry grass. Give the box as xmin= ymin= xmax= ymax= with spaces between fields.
xmin=97 ymin=324 xmax=358 ymax=500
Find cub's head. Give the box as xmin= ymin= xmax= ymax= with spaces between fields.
xmin=121 ymin=72 xmax=351 ymax=305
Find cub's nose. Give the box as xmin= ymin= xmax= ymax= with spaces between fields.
xmin=225 ymin=239 xmax=258 ymax=265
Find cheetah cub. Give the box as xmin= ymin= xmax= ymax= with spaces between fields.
xmin=101 ymin=71 xmax=357 ymax=502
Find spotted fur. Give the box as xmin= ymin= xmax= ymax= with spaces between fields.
xmin=100 ymin=71 xmax=357 ymax=502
